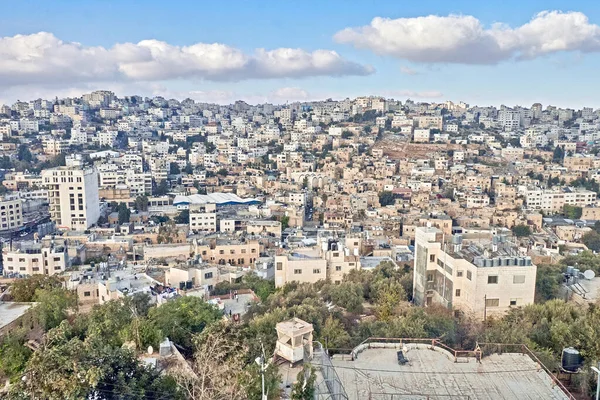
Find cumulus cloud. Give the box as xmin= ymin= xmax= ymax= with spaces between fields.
xmin=270 ymin=87 xmax=309 ymax=101
xmin=334 ymin=10 xmax=600 ymax=64
xmin=0 ymin=32 xmax=373 ymax=87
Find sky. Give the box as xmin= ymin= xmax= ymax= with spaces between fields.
xmin=1 ymin=0 xmax=600 ymax=108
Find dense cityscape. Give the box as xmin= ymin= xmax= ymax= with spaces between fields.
xmin=3 ymin=1 xmax=600 ymax=399
xmin=0 ymin=92 xmax=599 ymax=399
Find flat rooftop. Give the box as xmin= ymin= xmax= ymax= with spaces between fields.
xmin=0 ymin=302 xmax=32 ymax=329
xmin=330 ymin=345 xmax=569 ymax=400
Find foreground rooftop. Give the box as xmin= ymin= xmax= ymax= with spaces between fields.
xmin=329 ymin=344 xmax=569 ymax=400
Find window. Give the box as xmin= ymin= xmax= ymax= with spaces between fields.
xmin=467 ymin=271 xmax=472 ymax=280
xmin=276 ymin=262 xmax=283 ymax=271
xmin=54 ymin=257 xmax=61 ymax=262
xmin=485 ymin=298 xmax=500 ymax=307
xmin=487 ymin=275 xmax=498 ymax=284
xmin=429 ymin=254 xmax=436 ymax=262
xmin=510 ymin=299 xmax=518 ymax=306
xmin=427 ymin=273 xmax=433 ymax=282
xmin=513 ymin=275 xmax=526 ymax=284
xmin=294 ymin=269 xmax=302 ymax=275
xmin=18 ymin=258 xmax=25 ymax=262
xmin=457 ymin=271 xmax=463 ymax=277
xmin=333 ymin=252 xmax=339 ymax=257
xmin=219 ymin=250 xmax=224 ymax=255
xmin=335 ymin=266 xmax=342 ymax=271
xmin=313 ymin=269 xmax=321 ymax=274
xmin=251 ymin=248 xmax=257 ymax=253
xmin=84 ymin=291 xmax=91 ymax=297
xmin=204 ymin=272 xmax=213 ymax=279
xmin=455 ymin=289 xmax=461 ymax=297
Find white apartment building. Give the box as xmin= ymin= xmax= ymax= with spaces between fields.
xmin=0 ymin=197 xmax=23 ymax=232
xmin=42 ymin=166 xmax=100 ymax=230
xmin=525 ymin=188 xmax=597 ymax=214
xmin=2 ymin=241 xmax=68 ymax=276
xmin=497 ymin=110 xmax=520 ymax=131
xmin=413 ymin=227 xmax=537 ymax=319
xmin=189 ymin=203 xmax=217 ymax=233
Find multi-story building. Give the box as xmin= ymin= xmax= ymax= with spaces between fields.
xmin=0 ymin=197 xmax=23 ymax=232
xmin=525 ymin=188 xmax=596 ymax=214
xmin=275 ymin=253 xmax=327 ymax=288
xmin=42 ymin=166 xmax=100 ymax=230
xmin=195 ymin=239 xmax=260 ymax=266
xmin=189 ymin=203 xmax=217 ymax=233
xmin=2 ymin=241 xmax=68 ymax=276
xmin=413 ymin=227 xmax=537 ymax=319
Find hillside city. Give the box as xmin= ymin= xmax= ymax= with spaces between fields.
xmin=2 ymin=91 xmax=600 ymax=399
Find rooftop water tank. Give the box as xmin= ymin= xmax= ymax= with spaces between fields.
xmin=562 ymin=347 xmax=583 ymax=372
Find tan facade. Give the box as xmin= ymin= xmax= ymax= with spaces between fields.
xmin=196 ymin=241 xmax=260 ymax=266
xmin=3 ymin=244 xmax=68 ymax=276
xmin=275 ymin=255 xmax=327 ymax=288
xmin=413 ymin=227 xmax=537 ymax=320
xmin=0 ymin=198 xmax=23 ymax=232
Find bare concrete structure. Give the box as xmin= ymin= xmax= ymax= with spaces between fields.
xmin=327 ymin=342 xmax=571 ymax=400
xmin=275 ymin=317 xmax=313 ymax=364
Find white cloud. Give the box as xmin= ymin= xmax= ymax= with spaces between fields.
xmin=383 ymin=90 xmax=444 ymax=99
xmin=0 ymin=32 xmax=373 ymax=88
xmin=334 ymin=10 xmax=600 ymax=64
xmin=270 ymin=87 xmax=309 ymax=101
xmin=400 ymin=66 xmax=419 ymax=75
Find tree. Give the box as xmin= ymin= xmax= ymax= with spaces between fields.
xmin=117 ymin=202 xmax=131 ymax=224
xmin=291 ymin=365 xmax=316 ymax=400
xmin=12 ymin=325 xmax=179 ymax=400
xmin=320 ymin=316 xmax=350 ymax=348
xmin=378 ymin=191 xmax=395 ymax=206
xmin=11 ymin=275 xmax=64 ymax=302
xmin=535 ymin=264 xmax=564 ymax=302
xmin=0 ymin=329 xmax=32 ymax=381
xmin=170 ymin=162 xmax=181 ymax=175
xmin=512 ymin=224 xmax=532 ymax=237
xmin=135 ymin=195 xmax=149 ymax=212
xmin=582 ymin=231 xmax=600 ymax=252
xmin=341 ymin=131 xmax=353 ymax=139
xmin=155 ymin=179 xmax=169 ymax=196
xmin=280 ymin=215 xmax=290 ymax=230
xmin=175 ymin=209 xmax=190 ymax=224
xmin=0 ymin=183 xmax=9 ymax=195
xmin=553 ymin=145 xmax=565 ymax=163
xmin=31 ymin=288 xmax=77 ymax=331
xmin=146 ymin=296 xmax=221 ymax=349
xmin=563 ymin=204 xmax=583 ymax=219
xmin=325 ymin=282 xmax=364 ymax=313
xmin=217 ymin=168 xmax=228 ymax=177
xmin=302 ymin=176 xmax=309 ymax=189
xmin=17 ymin=144 xmax=33 ymax=162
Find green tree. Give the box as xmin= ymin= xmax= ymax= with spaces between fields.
xmin=17 ymin=144 xmax=33 ymax=162
xmin=0 ymin=329 xmax=32 ymax=381
xmin=302 ymin=176 xmax=309 ymax=189
xmin=341 ymin=131 xmax=353 ymax=139
xmin=563 ymin=204 xmax=583 ymax=219
xmin=32 ymin=288 xmax=77 ymax=331
xmin=280 ymin=215 xmax=290 ymax=230
xmin=11 ymin=275 xmax=64 ymax=302
xmin=169 ymin=162 xmax=181 ymax=175
xmin=147 ymin=296 xmax=221 ymax=349
xmin=11 ymin=325 xmax=179 ymax=399
xmin=217 ymin=168 xmax=228 ymax=177
xmin=326 ymin=282 xmax=364 ymax=313
xmin=135 ymin=195 xmax=149 ymax=212
xmin=174 ymin=209 xmax=189 ymax=224
xmin=552 ymin=145 xmax=565 ymax=163
xmin=291 ymin=365 xmax=316 ymax=400
xmin=117 ymin=202 xmax=131 ymax=224
xmin=535 ymin=264 xmax=564 ymax=302
xmin=0 ymin=183 xmax=9 ymax=195
xmin=512 ymin=224 xmax=532 ymax=237
xmin=378 ymin=191 xmax=395 ymax=206
xmin=582 ymin=231 xmax=600 ymax=252
xmin=155 ymin=179 xmax=169 ymax=196
xmin=320 ymin=316 xmax=350 ymax=348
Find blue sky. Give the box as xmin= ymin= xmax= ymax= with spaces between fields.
xmin=1 ymin=0 xmax=600 ymax=107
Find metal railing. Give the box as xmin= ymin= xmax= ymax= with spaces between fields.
xmin=312 ymin=341 xmax=349 ymax=400
xmin=477 ymin=343 xmax=576 ymax=400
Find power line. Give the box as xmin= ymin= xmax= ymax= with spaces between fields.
xmin=318 ymin=363 xmax=543 ymax=375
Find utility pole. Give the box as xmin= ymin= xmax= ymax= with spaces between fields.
xmin=255 ymin=342 xmax=268 ymax=400
xmin=483 ymin=294 xmax=487 ymax=322
xmin=592 ymin=363 xmax=600 ymax=400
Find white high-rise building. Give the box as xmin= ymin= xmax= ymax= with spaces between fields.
xmin=42 ymin=166 xmax=100 ymax=231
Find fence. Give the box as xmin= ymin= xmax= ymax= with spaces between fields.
xmin=312 ymin=341 xmax=349 ymax=400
